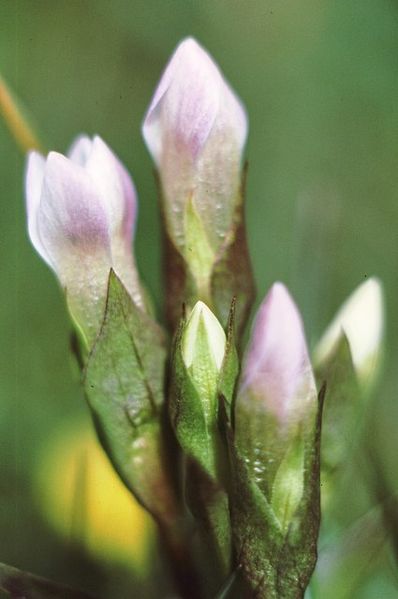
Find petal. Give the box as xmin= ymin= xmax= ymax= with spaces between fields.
xmin=85 ymin=136 xmax=137 ymax=241
xmin=240 ymin=283 xmax=316 ymax=422
xmin=182 ymin=301 xmax=226 ymax=370
xmin=142 ymin=37 xmax=247 ymax=164
xmin=68 ymin=134 xmax=94 ymax=166
xmin=315 ymin=277 xmax=384 ymax=380
xmin=25 ymin=151 xmax=51 ymax=266
xmin=37 ymin=151 xmax=111 ymax=278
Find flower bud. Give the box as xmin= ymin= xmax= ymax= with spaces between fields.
xmin=235 ymin=282 xmax=318 ymax=530
xmin=314 ymin=277 xmax=384 ymax=386
xmin=25 ymin=135 xmax=144 ymax=345
xmin=181 ymin=300 xmax=226 ymax=413
xmin=171 ymin=301 xmax=226 ymax=477
xmin=238 ymin=282 xmax=317 ymax=426
xmin=143 ymin=38 xmax=249 ymax=313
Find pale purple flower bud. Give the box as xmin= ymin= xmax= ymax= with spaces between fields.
xmin=236 ymin=283 xmax=318 ymax=529
xmin=142 ymin=37 xmax=248 ymax=256
xmin=239 ymin=282 xmax=317 ymax=427
xmin=25 ymin=135 xmax=143 ymax=345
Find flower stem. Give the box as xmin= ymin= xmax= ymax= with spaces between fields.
xmin=0 ymin=74 xmax=44 ymax=153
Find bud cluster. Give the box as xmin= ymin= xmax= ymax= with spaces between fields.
xmin=23 ymin=37 xmax=384 ymax=599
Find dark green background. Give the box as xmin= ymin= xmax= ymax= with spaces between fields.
xmin=1 ymin=1 xmax=397 ymax=597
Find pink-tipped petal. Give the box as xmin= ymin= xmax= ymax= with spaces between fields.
xmin=37 ymin=152 xmax=111 ymax=276
xmin=143 ymin=37 xmax=247 ymax=165
xmin=240 ymin=283 xmax=316 ymax=423
xmin=24 ymin=137 xmax=144 ymax=342
xmin=85 ymin=136 xmax=137 ymax=242
xmin=25 ymin=151 xmax=51 ymax=266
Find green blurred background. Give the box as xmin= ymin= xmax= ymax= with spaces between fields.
xmin=1 ymin=1 xmax=398 ymax=597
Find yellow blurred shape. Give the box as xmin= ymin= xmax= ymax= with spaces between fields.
xmin=0 ymin=74 xmax=44 ymax=153
xmin=34 ymin=418 xmax=154 ymax=569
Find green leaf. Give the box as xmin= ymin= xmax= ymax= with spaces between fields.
xmin=84 ymin=270 xmax=176 ymax=522
xmin=0 ymin=562 xmax=96 ymax=599
xmin=315 ymin=335 xmax=362 ymax=486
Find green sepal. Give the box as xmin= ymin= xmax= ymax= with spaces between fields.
xmin=220 ymin=398 xmax=283 ymax=597
xmin=184 ymin=197 xmax=215 ymax=303
xmin=161 ymin=168 xmax=255 ymax=341
xmin=221 ymin=385 xmax=325 ymax=598
xmin=211 ymin=165 xmax=256 ymax=342
xmin=271 ymin=432 xmax=305 ymax=533
xmin=315 ymin=334 xmax=361 ymax=489
xmin=84 ymin=270 xmax=176 ymax=523
xmin=0 ymin=562 xmax=96 ymax=599
xmin=169 ymin=314 xmax=218 ymax=478
xmin=276 ymin=384 xmax=325 ymax=598
xmin=218 ymin=299 xmax=240 ymax=412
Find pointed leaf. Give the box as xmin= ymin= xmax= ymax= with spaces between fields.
xmin=315 ymin=335 xmax=362 ymax=481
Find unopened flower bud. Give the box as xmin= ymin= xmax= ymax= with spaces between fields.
xmin=25 ymin=135 xmax=144 ymax=345
xmin=238 ymin=282 xmax=317 ymax=426
xmin=235 ymin=282 xmax=318 ymax=529
xmin=143 ymin=37 xmax=248 ymax=308
xmin=181 ymin=300 xmax=226 ymax=410
xmin=314 ymin=277 xmax=384 ymax=386
xmin=171 ymin=301 xmax=226 ymax=476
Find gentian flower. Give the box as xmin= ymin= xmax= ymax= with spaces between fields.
xmin=142 ymin=37 xmax=247 ymax=290
xmin=25 ymin=135 xmax=144 ymax=345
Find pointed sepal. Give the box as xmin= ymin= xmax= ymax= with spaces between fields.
xmin=314 ymin=334 xmax=362 ymax=507
xmin=84 ymin=270 xmax=176 ymax=524
xmin=220 ymin=385 xmax=324 ymax=598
